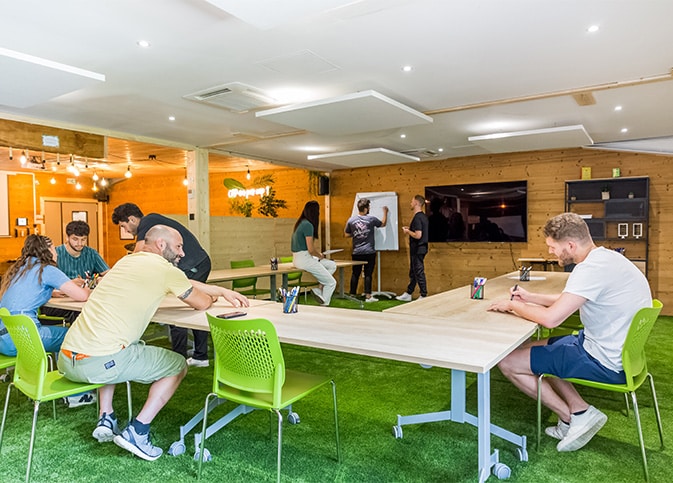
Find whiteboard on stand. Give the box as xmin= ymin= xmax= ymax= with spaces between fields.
xmin=351 ymin=192 xmax=399 ymax=251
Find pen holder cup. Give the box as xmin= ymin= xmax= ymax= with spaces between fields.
xmin=270 ymin=257 xmax=278 ymax=270
xmin=282 ymin=296 xmax=298 ymax=314
xmin=470 ymin=279 xmax=485 ymax=300
xmin=519 ymin=268 xmax=530 ymax=282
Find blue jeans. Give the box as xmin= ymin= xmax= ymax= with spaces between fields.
xmin=0 ymin=324 xmax=68 ymax=356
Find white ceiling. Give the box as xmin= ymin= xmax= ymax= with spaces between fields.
xmin=1 ymin=0 xmax=673 ymax=172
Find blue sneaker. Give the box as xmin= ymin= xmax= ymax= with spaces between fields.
xmin=114 ymin=425 xmax=163 ymax=461
xmin=92 ymin=412 xmax=119 ymax=443
xmin=64 ymin=391 xmax=96 ymax=408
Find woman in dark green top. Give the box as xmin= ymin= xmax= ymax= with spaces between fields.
xmin=291 ymin=201 xmax=337 ymax=305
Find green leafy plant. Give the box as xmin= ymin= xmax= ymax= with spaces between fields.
xmin=224 ymin=175 xmax=287 ymax=218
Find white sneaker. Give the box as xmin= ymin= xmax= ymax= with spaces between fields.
xmin=545 ymin=419 xmax=570 ymax=440
xmin=396 ymin=292 xmax=412 ymax=302
xmin=557 ymin=406 xmax=607 ymax=452
xmin=365 ymin=296 xmax=378 ymax=303
xmin=186 ymin=357 xmax=209 ymax=368
xmin=418 ymin=295 xmax=426 ymax=300
xmin=64 ymin=391 xmax=97 ymax=408
xmin=311 ymin=288 xmax=325 ymax=304
xmin=92 ymin=412 xmax=119 ymax=443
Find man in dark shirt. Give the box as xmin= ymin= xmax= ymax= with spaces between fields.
xmin=111 ymin=203 xmax=211 ymax=367
xmin=396 ymin=194 xmax=429 ymax=301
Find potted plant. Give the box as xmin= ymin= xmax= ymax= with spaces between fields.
xmin=601 ymin=185 xmax=610 ymax=200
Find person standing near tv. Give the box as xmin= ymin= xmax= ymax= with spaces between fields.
xmin=396 ymin=194 xmax=429 ymax=302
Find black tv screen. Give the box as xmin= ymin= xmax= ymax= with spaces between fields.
xmin=425 ymin=181 xmax=528 ymax=242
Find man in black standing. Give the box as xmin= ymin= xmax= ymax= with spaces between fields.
xmin=396 ymin=194 xmax=429 ymax=301
xmin=111 ymin=203 xmax=211 ymax=367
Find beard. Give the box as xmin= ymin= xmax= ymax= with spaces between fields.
xmin=556 ymin=248 xmax=574 ymax=267
xmin=162 ymin=247 xmax=181 ymax=266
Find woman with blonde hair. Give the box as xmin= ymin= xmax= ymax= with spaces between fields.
xmin=0 ymin=234 xmax=90 ymax=356
xmin=291 ymin=201 xmax=337 ymax=306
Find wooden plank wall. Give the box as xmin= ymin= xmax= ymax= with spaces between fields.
xmin=328 ymin=148 xmax=673 ymax=314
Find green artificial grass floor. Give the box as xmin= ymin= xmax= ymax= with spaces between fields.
xmin=1 ymin=299 xmax=672 ymax=482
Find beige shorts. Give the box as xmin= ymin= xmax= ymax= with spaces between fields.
xmin=58 ymin=341 xmax=186 ymax=385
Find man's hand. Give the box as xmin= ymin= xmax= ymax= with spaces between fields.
xmin=220 ymin=288 xmax=250 ymax=308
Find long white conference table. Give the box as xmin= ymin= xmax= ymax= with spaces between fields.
xmin=206 ymin=260 xmax=367 ymax=303
xmin=47 ymin=270 xmax=569 ymax=482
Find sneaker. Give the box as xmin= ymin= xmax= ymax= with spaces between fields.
xmin=396 ymin=292 xmax=412 ymax=302
xmin=186 ymin=357 xmax=209 ymax=368
xmin=557 ymin=406 xmax=607 ymax=452
xmin=365 ymin=296 xmax=378 ymax=303
xmin=64 ymin=391 xmax=97 ymax=408
xmin=418 ymin=295 xmax=426 ymax=300
xmin=114 ymin=425 xmax=163 ymax=461
xmin=545 ymin=419 xmax=570 ymax=440
xmin=311 ymin=288 xmax=325 ymax=304
xmin=92 ymin=412 xmax=119 ymax=443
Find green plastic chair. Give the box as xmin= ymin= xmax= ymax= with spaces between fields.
xmin=279 ymin=256 xmax=319 ymax=301
xmin=0 ymin=312 xmax=132 ymax=483
xmin=197 ymin=315 xmax=340 ymax=482
xmin=536 ymin=300 xmax=664 ymax=482
xmin=229 ymin=259 xmax=271 ymax=299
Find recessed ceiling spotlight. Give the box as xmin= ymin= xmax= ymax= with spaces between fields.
xmin=402 ymin=65 xmax=413 ymax=72
xmin=621 ymin=128 xmax=628 ymax=133
xmin=168 ymin=116 xmax=176 ymax=121
xmin=400 ymin=134 xmax=406 ymax=139
xmin=137 ymin=40 xmax=151 ymax=48
xmin=587 ymin=25 xmax=599 ymax=33
xmin=438 ymin=148 xmax=444 ymax=152
xmin=614 ymin=105 xmax=622 ymax=111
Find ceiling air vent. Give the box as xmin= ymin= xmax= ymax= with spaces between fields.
xmin=184 ymin=82 xmax=277 ymax=113
xmin=402 ymin=148 xmax=440 ymax=159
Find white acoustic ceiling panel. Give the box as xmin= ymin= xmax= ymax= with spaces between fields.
xmin=308 ymin=148 xmax=420 ymax=168
xmin=468 ymin=124 xmax=593 ymax=153
xmin=256 ymin=90 xmax=433 ymax=135
xmin=589 ymin=136 xmax=673 ymax=155
xmin=0 ymin=47 xmax=104 ymax=108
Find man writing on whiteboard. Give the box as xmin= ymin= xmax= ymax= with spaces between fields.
xmin=396 ymin=194 xmax=429 ymax=302
xmin=344 ymin=198 xmax=388 ymax=302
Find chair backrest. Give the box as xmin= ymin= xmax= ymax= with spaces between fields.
xmin=230 ymin=259 xmax=258 ymax=290
xmin=279 ymin=256 xmax=302 ymax=282
xmin=622 ymin=299 xmax=662 ymax=390
xmin=0 ymin=307 xmax=15 ymax=369
xmin=0 ymin=312 xmax=50 ymax=399
xmin=207 ymin=314 xmax=285 ymax=406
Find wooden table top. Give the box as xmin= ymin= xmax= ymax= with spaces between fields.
xmin=207 ymin=260 xmax=367 ymax=283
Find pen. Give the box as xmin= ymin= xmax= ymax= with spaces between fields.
xmin=511 ymin=284 xmax=518 ymax=300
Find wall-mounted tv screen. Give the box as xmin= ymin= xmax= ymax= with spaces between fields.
xmin=425 ymin=180 xmax=528 ymax=242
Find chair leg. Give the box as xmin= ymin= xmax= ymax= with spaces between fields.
xmin=646 ymin=374 xmax=664 ymax=449
xmin=330 ymin=380 xmax=341 ymax=463
xmin=630 ymin=392 xmax=649 ymax=482
xmin=0 ymin=382 xmax=14 ymax=453
xmin=536 ymin=374 xmax=544 ymax=451
xmin=197 ymin=393 xmax=216 ymax=480
xmin=274 ymin=409 xmax=283 ymax=483
xmin=125 ymin=381 xmax=133 ymax=423
xmin=26 ymin=400 xmax=40 ymax=483
xmin=624 ymin=393 xmax=630 ymax=417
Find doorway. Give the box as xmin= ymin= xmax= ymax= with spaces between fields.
xmin=42 ymin=199 xmax=102 ymax=252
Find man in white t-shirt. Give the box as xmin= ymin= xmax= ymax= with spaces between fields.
xmin=488 ymin=212 xmax=652 ymax=453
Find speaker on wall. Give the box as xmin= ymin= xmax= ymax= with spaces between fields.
xmin=318 ymin=175 xmax=330 ymax=195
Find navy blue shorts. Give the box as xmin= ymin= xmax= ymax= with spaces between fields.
xmin=530 ymin=331 xmax=626 ymax=384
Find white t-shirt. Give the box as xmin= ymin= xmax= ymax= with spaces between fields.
xmin=564 ymin=246 xmax=652 ymax=372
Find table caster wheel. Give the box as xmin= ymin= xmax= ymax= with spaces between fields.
xmin=493 ymin=462 xmax=511 ymax=479
xmin=194 ymin=448 xmax=212 ymax=462
xmin=392 ymin=425 xmax=403 ymax=439
xmin=168 ymin=441 xmax=185 ymax=456
xmin=288 ymin=412 xmax=300 ymax=424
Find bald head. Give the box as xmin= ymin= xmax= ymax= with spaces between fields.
xmin=143 ymin=225 xmax=185 ymax=266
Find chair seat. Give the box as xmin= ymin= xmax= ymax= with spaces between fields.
xmin=0 ymin=354 xmax=16 ymax=370
xmin=14 ymin=371 xmax=103 ymax=403
xmin=215 ymin=369 xmax=332 ymax=410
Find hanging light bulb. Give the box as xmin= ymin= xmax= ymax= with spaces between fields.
xmin=50 ymin=177 xmax=56 ymax=185
xmin=92 ymin=171 xmax=99 ymax=181
xmin=92 ymin=183 xmax=99 ymax=192
xmin=125 ymin=165 xmax=132 ymax=178
xmin=8 ymin=147 xmax=12 ymax=160
xmin=100 ymin=177 xmax=108 ymax=187
xmin=75 ymin=181 xmax=82 ymax=190
xmin=20 ymin=150 xmax=27 ymax=166
xmin=246 ymin=165 xmax=251 ymax=180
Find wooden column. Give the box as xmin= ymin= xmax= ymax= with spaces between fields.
xmin=186 ymin=148 xmax=210 ymax=253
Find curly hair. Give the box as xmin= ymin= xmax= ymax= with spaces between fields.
xmin=0 ymin=235 xmax=56 ymax=299
xmin=543 ymin=212 xmax=591 ymax=242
